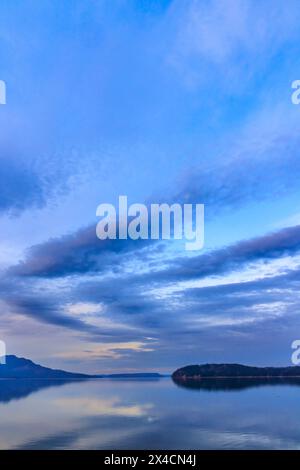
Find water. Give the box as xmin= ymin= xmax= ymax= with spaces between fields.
xmin=0 ymin=377 xmax=300 ymax=449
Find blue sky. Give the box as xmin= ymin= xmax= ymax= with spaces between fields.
xmin=1 ymin=0 xmax=300 ymax=373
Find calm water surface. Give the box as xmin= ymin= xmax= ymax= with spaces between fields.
xmin=0 ymin=377 xmax=300 ymax=449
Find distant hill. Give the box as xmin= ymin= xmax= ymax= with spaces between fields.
xmin=0 ymin=355 xmax=89 ymax=379
xmin=0 ymin=355 xmax=162 ymax=379
xmin=172 ymin=363 xmax=300 ymax=380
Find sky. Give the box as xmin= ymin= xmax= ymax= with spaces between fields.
xmin=1 ymin=0 xmax=300 ymax=373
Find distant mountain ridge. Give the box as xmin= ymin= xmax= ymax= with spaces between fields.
xmin=0 ymin=355 xmax=89 ymax=379
xmin=172 ymin=363 xmax=300 ymax=379
xmin=0 ymin=355 xmax=162 ymax=379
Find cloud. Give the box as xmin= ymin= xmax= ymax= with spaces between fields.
xmin=9 ymin=224 xmax=156 ymax=278
xmin=4 ymin=226 xmax=300 ymax=369
xmin=169 ymin=0 xmax=300 ymax=90
xmin=0 ymin=157 xmax=45 ymax=214
xmin=130 ymin=224 xmax=300 ymax=286
xmin=56 ymin=341 xmax=154 ymax=360
xmin=65 ymin=302 xmax=104 ymax=316
xmin=9 ymin=220 xmax=300 ymax=329
xmin=68 ymin=223 xmax=300 ymax=338
xmin=169 ymin=124 xmax=300 ymax=214
xmin=2 ymin=293 xmax=108 ymax=337
xmin=0 ymin=132 xmax=87 ymax=216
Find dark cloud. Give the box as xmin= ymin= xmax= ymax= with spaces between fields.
xmin=171 ymin=132 xmax=300 ymax=213
xmin=0 ymin=281 xmax=145 ymax=341
xmin=0 ymin=138 xmax=81 ymax=216
xmin=6 ymin=215 xmax=300 ymax=348
xmin=9 ymin=224 xmax=156 ymax=278
xmin=0 ymin=157 xmax=44 ymax=214
xmin=135 ymin=224 xmax=300 ymax=285
xmin=4 ymin=224 xmax=300 ymax=366
xmin=10 ymin=202 xmax=300 ymax=283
